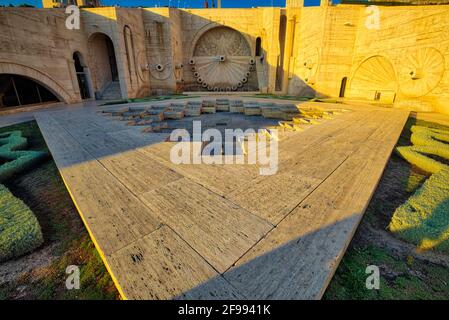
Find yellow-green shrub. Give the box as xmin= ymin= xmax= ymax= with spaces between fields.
xmin=396 ymin=145 xmax=447 ymax=174
xmin=395 ymin=126 xmax=449 ymax=174
xmin=410 ymin=125 xmax=449 ymax=159
xmin=0 ymin=183 xmax=44 ymax=262
xmin=389 ymin=168 xmax=449 ymax=252
xmin=390 ymin=124 xmax=449 ymax=252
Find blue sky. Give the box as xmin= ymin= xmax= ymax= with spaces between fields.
xmin=1 ymin=0 xmax=327 ymax=8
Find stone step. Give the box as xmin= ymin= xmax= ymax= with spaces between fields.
xmin=101 ymin=81 xmax=121 ymax=100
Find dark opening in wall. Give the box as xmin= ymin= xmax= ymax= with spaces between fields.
xmin=106 ymin=38 xmax=119 ymax=82
xmin=339 ymin=77 xmax=347 ymax=98
xmin=73 ymin=52 xmax=91 ymax=99
xmin=0 ymin=74 xmax=59 ymax=108
xmin=255 ymin=37 xmax=262 ymax=56
xmin=275 ymin=15 xmax=287 ymax=91
xmin=73 ymin=52 xmax=84 ymax=73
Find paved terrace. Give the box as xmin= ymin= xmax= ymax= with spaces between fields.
xmin=34 ymin=97 xmax=409 ymax=299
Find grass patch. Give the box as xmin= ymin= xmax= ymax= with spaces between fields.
xmin=248 ymin=94 xmax=341 ymax=104
xmin=19 ymin=236 xmax=118 ymax=300
xmin=0 ymin=121 xmax=118 ymax=300
xmin=100 ymin=94 xmax=199 ymax=106
xmin=324 ymin=245 xmax=449 ymax=300
xmin=246 ymin=94 xmax=314 ymax=101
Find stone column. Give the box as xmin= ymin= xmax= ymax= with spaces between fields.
xmin=281 ymin=16 xmax=297 ymax=95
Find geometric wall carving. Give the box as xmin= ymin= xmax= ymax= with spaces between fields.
xmin=191 ymin=26 xmax=254 ymax=90
xmin=348 ymin=55 xmax=397 ymax=100
xmin=136 ymin=50 xmax=149 ymax=83
xmin=398 ymin=47 xmax=445 ymax=98
xmin=194 ymin=26 xmax=251 ymax=56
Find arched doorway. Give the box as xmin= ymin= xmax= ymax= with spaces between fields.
xmin=88 ymin=33 xmax=121 ymax=100
xmin=190 ymin=26 xmax=257 ymax=91
xmin=0 ymin=74 xmax=59 ymax=108
xmin=347 ymin=55 xmax=397 ymax=102
xmin=73 ymin=52 xmax=91 ymax=99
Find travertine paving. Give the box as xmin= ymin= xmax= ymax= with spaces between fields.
xmin=35 ymin=98 xmax=409 ymax=299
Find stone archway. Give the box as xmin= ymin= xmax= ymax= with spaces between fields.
xmin=88 ymin=32 xmax=122 ymax=99
xmin=0 ymin=61 xmax=73 ymax=103
xmin=347 ymin=55 xmax=397 ymax=102
xmin=189 ymin=26 xmax=257 ymax=91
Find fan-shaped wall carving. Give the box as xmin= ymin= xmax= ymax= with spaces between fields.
xmin=398 ymin=47 xmax=445 ymax=98
xmin=194 ymin=27 xmax=251 ymax=56
xmin=191 ymin=27 xmax=256 ymax=91
xmin=348 ymin=55 xmax=397 ymax=99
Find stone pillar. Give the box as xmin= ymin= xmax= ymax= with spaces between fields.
xmin=68 ymin=59 xmax=81 ymax=96
xmin=320 ymin=0 xmax=331 ymax=6
xmin=281 ymin=16 xmax=296 ymax=95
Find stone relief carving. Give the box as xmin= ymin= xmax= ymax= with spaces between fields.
xmin=193 ymin=27 xmax=251 ymax=57
xmin=398 ymin=47 xmax=445 ymax=98
xmin=149 ymin=55 xmax=172 ymax=81
xmin=300 ymin=47 xmax=320 ymax=85
xmin=348 ymin=55 xmax=397 ymax=98
xmin=136 ymin=50 xmax=149 ymax=83
xmin=191 ymin=27 xmax=254 ymax=90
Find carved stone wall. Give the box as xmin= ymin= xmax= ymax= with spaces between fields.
xmin=189 ymin=26 xmax=258 ymax=91
xmin=1 ymin=5 xmax=449 ymax=114
xmin=347 ymin=55 xmax=398 ymax=102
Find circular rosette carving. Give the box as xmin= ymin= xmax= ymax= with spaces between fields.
xmin=149 ymin=55 xmax=172 ymax=81
xmin=191 ymin=56 xmax=253 ymax=89
xmin=192 ymin=26 xmax=253 ymax=90
xmin=399 ymin=47 xmax=445 ymax=98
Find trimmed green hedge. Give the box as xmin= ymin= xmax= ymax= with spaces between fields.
xmin=0 ymin=131 xmax=47 ymax=182
xmin=0 ymin=183 xmax=44 ymax=262
xmin=390 ymin=125 xmax=449 ymax=252
xmin=395 ymin=125 xmax=449 ymax=174
xmin=389 ymin=169 xmax=449 ymax=253
xmin=396 ymin=145 xmax=448 ymax=174
xmin=0 ymin=131 xmax=27 ymax=150
xmin=0 ymin=130 xmax=47 ymax=261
